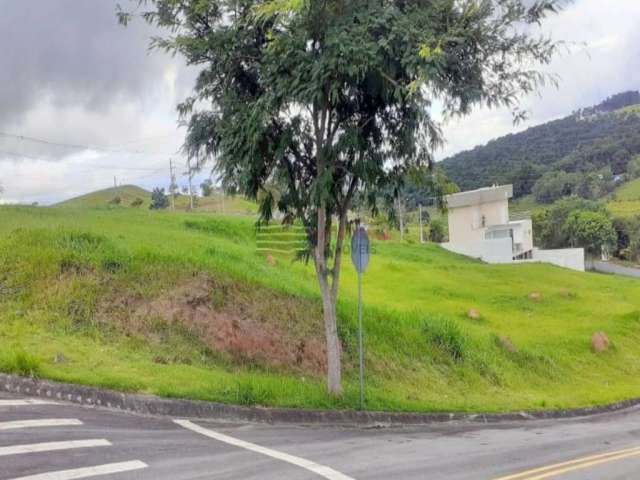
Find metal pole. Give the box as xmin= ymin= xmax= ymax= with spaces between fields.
xmin=358 ymin=270 xmax=364 ymax=410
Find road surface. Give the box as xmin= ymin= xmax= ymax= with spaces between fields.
xmin=1 ymin=391 xmax=640 ymax=479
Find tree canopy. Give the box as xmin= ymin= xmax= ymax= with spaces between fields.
xmin=120 ymin=0 xmax=563 ymax=395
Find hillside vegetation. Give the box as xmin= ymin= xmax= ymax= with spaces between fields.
xmin=1 ymin=206 xmax=639 ymax=413
xmin=441 ymin=91 xmax=640 ymax=196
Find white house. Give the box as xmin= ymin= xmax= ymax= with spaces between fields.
xmin=441 ymin=184 xmax=585 ymax=271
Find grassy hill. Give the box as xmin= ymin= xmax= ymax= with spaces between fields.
xmin=0 ymin=206 xmax=639 ymax=413
xmin=57 ymin=185 xmax=258 ymax=215
xmin=57 ymin=185 xmax=152 ymax=208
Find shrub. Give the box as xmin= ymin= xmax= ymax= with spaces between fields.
xmin=108 ymin=196 xmax=122 ymax=205
xmin=130 ymin=197 xmax=144 ymax=207
xmin=428 ymin=218 xmax=447 ymax=243
xmin=423 ymin=316 xmax=467 ymax=362
xmin=0 ymin=350 xmax=41 ymax=377
xmin=233 ymin=379 xmax=274 ymax=406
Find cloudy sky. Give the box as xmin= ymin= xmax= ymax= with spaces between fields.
xmin=0 ymin=0 xmax=639 ymax=204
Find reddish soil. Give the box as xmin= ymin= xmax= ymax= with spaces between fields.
xmin=106 ymin=274 xmax=327 ymax=376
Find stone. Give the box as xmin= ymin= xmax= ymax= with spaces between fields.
xmin=53 ymin=353 xmax=67 ymax=364
xmin=497 ymin=336 xmax=517 ymax=353
xmin=528 ymin=292 xmax=542 ymax=301
xmin=591 ymin=331 xmax=610 ymax=353
xmin=467 ymin=308 xmax=481 ymax=320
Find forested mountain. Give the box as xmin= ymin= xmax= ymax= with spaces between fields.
xmin=440 ymin=91 xmax=640 ymax=199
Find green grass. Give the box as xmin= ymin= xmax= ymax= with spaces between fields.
xmin=608 ymin=200 xmax=640 ymax=218
xmin=510 ymin=195 xmax=543 ymax=216
xmin=612 ymin=178 xmax=640 ymax=202
xmin=1 ymin=205 xmax=640 ymax=413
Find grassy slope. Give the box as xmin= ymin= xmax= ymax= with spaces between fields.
xmin=57 ymin=185 xmax=152 ymax=208
xmin=57 ymin=185 xmax=257 ymax=215
xmin=0 ymin=206 xmax=639 ymax=413
xmin=608 ymin=178 xmax=640 ymax=218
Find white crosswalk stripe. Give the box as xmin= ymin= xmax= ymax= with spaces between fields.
xmin=0 ymin=397 xmax=148 ymax=479
xmin=0 ymin=419 xmax=83 ymax=430
xmin=0 ymin=439 xmax=111 ymax=456
xmin=7 ymin=460 xmax=149 ymax=480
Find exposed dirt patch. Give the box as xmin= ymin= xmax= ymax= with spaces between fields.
xmin=101 ymin=274 xmax=327 ymax=376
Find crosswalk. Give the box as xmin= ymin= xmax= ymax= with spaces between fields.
xmin=0 ymin=396 xmax=148 ymax=480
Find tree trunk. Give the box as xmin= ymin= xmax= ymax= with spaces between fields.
xmin=315 ymin=200 xmax=342 ymax=396
xmin=318 ymin=273 xmax=342 ymax=395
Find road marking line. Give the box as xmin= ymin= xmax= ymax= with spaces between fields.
xmin=494 ymin=445 xmax=640 ymax=480
xmin=0 ymin=419 xmax=83 ymax=430
xmin=0 ymin=399 xmax=58 ymax=407
xmin=8 ymin=460 xmax=148 ymax=480
xmin=0 ymin=439 xmax=111 ymax=456
xmin=174 ymin=419 xmax=355 ymax=480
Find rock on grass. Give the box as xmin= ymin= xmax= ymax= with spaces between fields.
xmin=591 ymin=332 xmax=610 ymax=353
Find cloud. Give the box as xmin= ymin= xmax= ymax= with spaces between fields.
xmin=0 ymin=0 xmax=638 ymax=203
xmin=435 ymin=0 xmax=640 ymax=160
xmin=0 ymin=1 xmax=194 ymax=130
xmin=0 ymin=0 xmax=202 ymax=203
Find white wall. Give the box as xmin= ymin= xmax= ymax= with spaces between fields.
xmin=441 ymin=242 xmax=585 ymax=272
xmin=447 ymin=199 xmax=509 ymax=244
xmin=531 ymin=248 xmax=585 ymax=272
xmin=441 ymin=238 xmax=514 ymax=264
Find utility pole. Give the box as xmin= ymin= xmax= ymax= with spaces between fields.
xmin=169 ymin=159 xmax=176 ymax=211
xmin=397 ymin=196 xmax=404 ymax=242
xmin=186 ymin=158 xmax=194 ymax=210
xmin=113 ymin=176 xmax=117 ymax=189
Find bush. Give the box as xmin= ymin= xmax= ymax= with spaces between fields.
xmin=428 ymin=218 xmax=447 ymax=242
xmin=130 ymin=197 xmax=144 ymax=207
xmin=150 ymin=188 xmax=169 ymax=210
xmin=423 ymin=316 xmax=467 ymax=362
xmin=108 ymin=196 xmax=122 ymax=205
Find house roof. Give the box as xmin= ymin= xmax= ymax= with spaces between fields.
xmin=445 ymin=184 xmax=513 ymax=209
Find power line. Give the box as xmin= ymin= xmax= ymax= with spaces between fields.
xmin=0 ymin=131 xmax=180 ymax=156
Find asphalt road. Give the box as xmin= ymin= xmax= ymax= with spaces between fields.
xmin=2 ymin=391 xmax=640 ymax=479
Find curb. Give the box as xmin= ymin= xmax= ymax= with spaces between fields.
xmin=1 ymin=373 xmax=639 ymax=426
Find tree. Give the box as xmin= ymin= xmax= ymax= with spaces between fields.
xmin=510 ymin=163 xmax=540 ymax=198
xmin=532 ymin=197 xmax=605 ymax=249
xmin=563 ymin=210 xmax=616 ymax=257
xmin=149 ymin=187 xmax=169 ymax=210
xmin=120 ymin=0 xmax=563 ymax=396
xmin=612 ymin=215 xmax=640 ymax=262
xmin=201 ymin=178 xmax=214 ymax=197
xmin=532 ymin=170 xmax=579 ymax=203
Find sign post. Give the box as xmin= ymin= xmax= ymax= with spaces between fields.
xmin=350 ymin=226 xmax=370 ymax=410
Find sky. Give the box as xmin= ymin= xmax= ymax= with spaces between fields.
xmin=0 ymin=0 xmax=639 ymax=205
